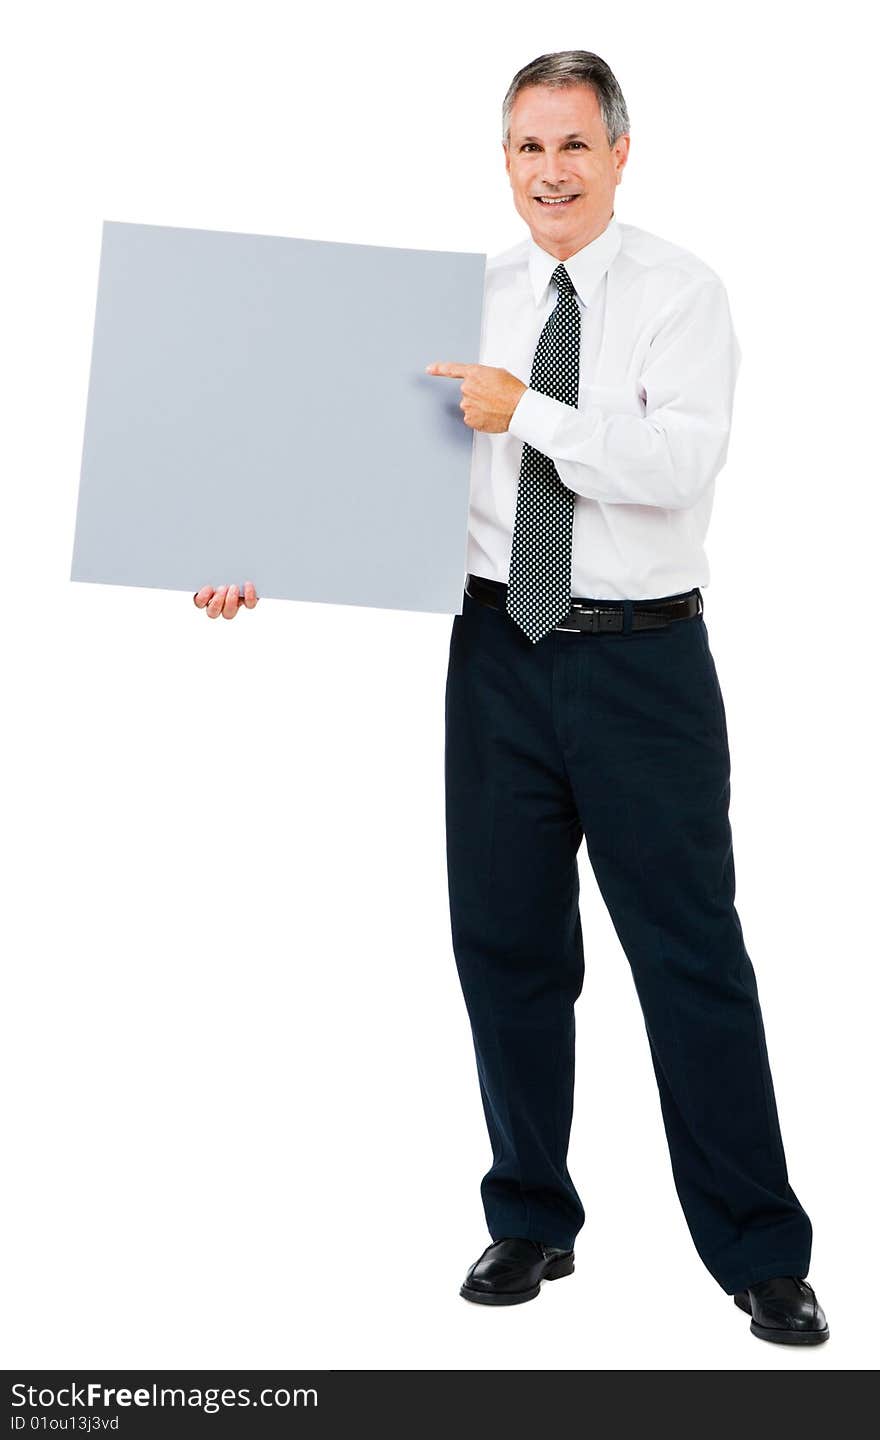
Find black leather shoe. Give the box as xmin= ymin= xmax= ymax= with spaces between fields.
xmin=734 ymin=1276 xmax=829 ymax=1344
xmin=460 ymin=1237 xmax=575 ymax=1305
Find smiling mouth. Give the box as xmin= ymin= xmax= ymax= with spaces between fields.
xmin=534 ymin=195 xmax=581 ymax=207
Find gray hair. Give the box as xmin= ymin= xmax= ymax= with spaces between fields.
xmin=502 ymin=51 xmax=630 ymax=149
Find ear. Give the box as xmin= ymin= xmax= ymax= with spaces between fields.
xmin=614 ymin=133 xmax=631 ymax=179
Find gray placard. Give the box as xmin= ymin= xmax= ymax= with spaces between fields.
xmin=71 ymin=221 xmax=487 ymax=613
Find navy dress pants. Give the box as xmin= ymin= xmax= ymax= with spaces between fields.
xmin=444 ymin=581 xmax=813 ymax=1294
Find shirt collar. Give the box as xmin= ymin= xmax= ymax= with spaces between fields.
xmin=526 ymin=213 xmax=622 ymax=308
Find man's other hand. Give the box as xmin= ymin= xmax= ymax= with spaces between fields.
xmin=425 ymin=362 xmax=527 ymax=433
xmin=192 ymin=581 xmax=259 ymax=619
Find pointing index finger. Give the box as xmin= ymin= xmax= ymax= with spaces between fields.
xmin=425 ymin=362 xmax=471 ymax=378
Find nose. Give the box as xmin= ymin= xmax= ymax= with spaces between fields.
xmin=541 ymin=164 xmax=572 ymax=187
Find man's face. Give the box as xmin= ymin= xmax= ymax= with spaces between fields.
xmin=504 ymin=83 xmax=629 ymax=259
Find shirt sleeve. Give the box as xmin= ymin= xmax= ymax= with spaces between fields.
xmin=506 ymin=277 xmax=742 ymax=509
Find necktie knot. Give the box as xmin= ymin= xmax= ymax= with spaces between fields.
xmin=551 ymin=263 xmax=576 ymax=302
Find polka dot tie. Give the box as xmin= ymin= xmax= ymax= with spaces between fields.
xmin=506 ymin=263 xmax=580 ymax=644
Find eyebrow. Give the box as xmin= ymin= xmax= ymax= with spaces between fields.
xmin=519 ymin=132 xmax=590 ymax=142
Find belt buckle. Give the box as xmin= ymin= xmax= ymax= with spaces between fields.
xmin=558 ymin=602 xmax=599 ymax=634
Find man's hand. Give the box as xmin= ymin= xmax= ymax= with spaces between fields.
xmin=193 ymin=581 xmax=259 ymax=619
xmin=425 ymin=362 xmax=527 ymax=433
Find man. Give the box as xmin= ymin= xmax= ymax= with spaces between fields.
xmin=194 ymin=49 xmax=828 ymax=1347
xmin=424 ymin=50 xmax=828 ymax=1345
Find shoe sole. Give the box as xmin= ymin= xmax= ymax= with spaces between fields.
xmin=733 ymin=1290 xmax=830 ymax=1344
xmin=460 ymin=1253 xmax=575 ymax=1305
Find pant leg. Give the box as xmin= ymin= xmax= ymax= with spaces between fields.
xmin=444 ymin=589 xmax=586 ymax=1250
xmin=559 ymin=604 xmax=812 ymax=1294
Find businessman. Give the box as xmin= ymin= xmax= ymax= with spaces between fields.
xmin=194 ymin=49 xmax=828 ymax=1347
xmin=423 ymin=50 xmax=827 ymax=1345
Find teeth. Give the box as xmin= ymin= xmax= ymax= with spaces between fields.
xmin=538 ymin=196 xmax=576 ymax=205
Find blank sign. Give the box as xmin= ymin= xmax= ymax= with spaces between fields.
xmin=71 ymin=221 xmax=486 ymax=614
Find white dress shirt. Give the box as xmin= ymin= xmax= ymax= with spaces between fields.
xmin=467 ymin=213 xmax=742 ymax=600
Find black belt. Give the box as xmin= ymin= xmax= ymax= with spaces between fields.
xmin=464 ymin=573 xmax=703 ymax=633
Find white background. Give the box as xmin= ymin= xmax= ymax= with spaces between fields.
xmin=2 ymin=0 xmax=876 ymax=1372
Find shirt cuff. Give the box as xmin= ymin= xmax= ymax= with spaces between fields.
xmin=508 ymin=384 xmax=601 ymax=456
